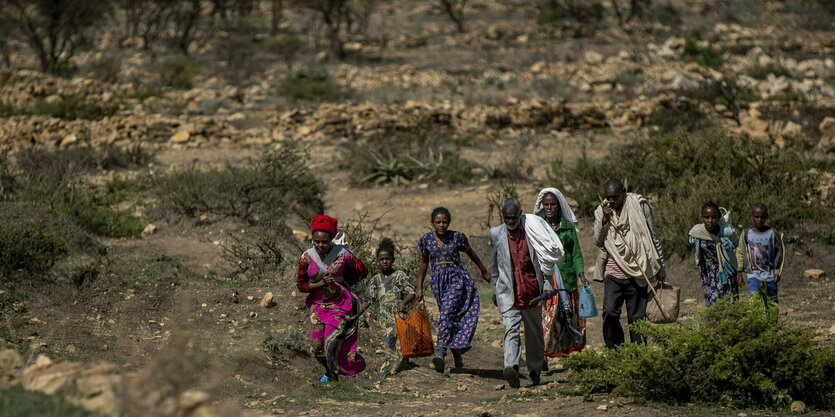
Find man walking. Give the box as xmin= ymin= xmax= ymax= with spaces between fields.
xmin=593 ymin=179 xmax=666 ymax=348
xmin=490 ymin=198 xmax=564 ymax=388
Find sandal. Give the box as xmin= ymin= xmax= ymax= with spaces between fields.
xmin=432 ymin=356 xmax=445 ymax=373
xmin=320 ymin=375 xmax=330 ymax=382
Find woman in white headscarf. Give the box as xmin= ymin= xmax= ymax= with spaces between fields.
xmin=534 ymin=188 xmax=587 ymax=358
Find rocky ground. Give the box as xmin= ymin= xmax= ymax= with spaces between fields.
xmin=1 ymin=1 xmax=835 ymax=416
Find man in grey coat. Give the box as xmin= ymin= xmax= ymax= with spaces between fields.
xmin=490 ymin=198 xmax=564 ymax=388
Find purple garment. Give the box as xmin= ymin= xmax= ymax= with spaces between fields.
xmin=419 ymin=231 xmax=479 ymax=350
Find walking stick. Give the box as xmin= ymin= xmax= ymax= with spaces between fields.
xmin=600 ymin=196 xmax=671 ymax=322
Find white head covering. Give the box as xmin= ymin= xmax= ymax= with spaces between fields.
xmin=534 ymin=188 xmax=579 ymax=232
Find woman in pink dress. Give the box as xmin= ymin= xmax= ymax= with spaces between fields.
xmin=296 ymin=215 xmax=368 ymax=381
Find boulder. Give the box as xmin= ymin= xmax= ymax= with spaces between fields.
xmin=803 ymin=269 xmax=825 ymax=279
xmin=260 ymin=292 xmax=276 ymax=308
xmin=0 ymin=344 xmax=24 ymax=388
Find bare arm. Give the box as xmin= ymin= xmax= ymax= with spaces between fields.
xmin=416 ymin=253 xmax=429 ymax=301
xmin=466 ymin=247 xmax=491 ymax=283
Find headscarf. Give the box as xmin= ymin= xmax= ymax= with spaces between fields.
xmin=534 ymin=188 xmax=579 ymax=232
xmin=311 ymin=215 xmax=338 ymax=237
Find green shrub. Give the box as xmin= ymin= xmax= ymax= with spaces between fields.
xmin=564 ymin=300 xmax=835 ymax=410
xmin=0 ymin=386 xmax=101 ymax=417
xmin=158 ymin=57 xmax=201 ymax=89
xmin=0 ymin=201 xmax=102 ymax=279
xmin=153 ymin=142 xmax=323 ymax=223
xmin=0 ymin=216 xmax=68 ymax=277
xmin=680 ymin=30 xmax=723 ymax=68
xmin=279 ymin=66 xmax=343 ymax=102
xmin=547 ymin=128 xmax=835 ymax=256
xmin=263 ymin=328 xmax=309 ymax=362
xmin=689 ymin=74 xmax=758 ymax=125
xmin=645 ymin=97 xmax=708 ymax=133
xmin=343 ymin=116 xmax=480 ymax=186
xmin=220 ymin=217 xmax=295 ymax=281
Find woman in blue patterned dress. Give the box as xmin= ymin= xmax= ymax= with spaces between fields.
xmin=688 ymin=202 xmax=739 ymax=306
xmin=416 ymin=207 xmax=490 ymax=372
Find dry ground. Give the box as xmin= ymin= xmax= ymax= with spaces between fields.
xmin=13 ymin=145 xmax=835 ymax=417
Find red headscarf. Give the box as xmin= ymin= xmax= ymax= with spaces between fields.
xmin=310 ymin=214 xmax=338 ymax=237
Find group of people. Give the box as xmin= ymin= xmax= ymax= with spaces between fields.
xmin=294 ymin=179 xmax=785 ymax=387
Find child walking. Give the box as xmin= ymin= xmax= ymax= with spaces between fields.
xmin=361 ymin=238 xmax=416 ymax=380
xmin=736 ymin=203 xmax=784 ymax=303
xmin=688 ymin=202 xmax=739 ymax=306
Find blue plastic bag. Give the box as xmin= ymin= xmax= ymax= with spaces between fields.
xmin=579 ymin=284 xmax=598 ymax=318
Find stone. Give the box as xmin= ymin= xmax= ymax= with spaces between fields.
xmin=141 ymin=224 xmax=157 ymax=238
xmin=584 ymin=50 xmax=604 ymax=65
xmin=60 ymin=134 xmax=78 ymax=147
xmin=683 ymin=298 xmax=697 ymax=304
xmin=820 ymin=117 xmax=835 ymax=138
xmin=0 ymin=345 xmax=24 ymax=388
xmin=790 ymin=400 xmax=806 ymax=413
xmin=260 ymin=292 xmax=276 ymax=308
xmin=170 ymin=130 xmax=190 ymax=143
xmin=803 ymin=269 xmax=824 ymax=279
xmin=830 ymin=324 xmax=835 ymax=335
xmin=597 ymin=404 xmax=608 ymax=410
xmin=782 ymin=121 xmax=803 ymax=137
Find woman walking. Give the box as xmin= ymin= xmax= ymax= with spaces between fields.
xmin=296 ymin=214 xmax=368 ymax=382
xmin=416 ymin=207 xmax=490 ymax=372
xmin=534 ymin=188 xmax=587 ymax=357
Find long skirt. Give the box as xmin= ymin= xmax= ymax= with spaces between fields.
xmin=543 ymin=289 xmax=586 ymax=357
xmin=430 ymin=268 xmax=479 ymax=351
xmin=307 ymin=283 xmax=366 ymax=375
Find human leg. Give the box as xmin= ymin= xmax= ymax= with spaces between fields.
xmin=501 ymin=308 xmax=523 ymax=388
xmin=765 ymin=281 xmax=779 ymax=304
xmin=747 ymin=277 xmax=761 ymax=298
xmin=521 ymin=307 xmax=544 ymax=385
xmin=602 ymin=276 xmax=626 ymax=348
xmin=623 ymin=279 xmax=648 ymax=344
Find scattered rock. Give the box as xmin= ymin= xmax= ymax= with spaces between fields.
xmin=597 ymin=404 xmax=608 ymax=410
xmin=60 ymin=134 xmax=78 ymax=147
xmin=683 ymin=298 xmax=697 ymax=304
xmin=260 ymin=292 xmax=276 ymax=308
xmin=494 ymin=384 xmax=505 ymax=390
xmin=170 ymin=130 xmax=190 ymax=143
xmin=791 ymin=400 xmax=806 ymax=414
xmin=830 ymin=324 xmax=835 ymax=335
xmin=803 ymin=269 xmax=825 ymax=279
xmin=0 ymin=344 xmax=24 ymax=388
xmin=141 ymin=224 xmax=157 ymax=238
xmin=584 ymin=50 xmax=604 ymax=65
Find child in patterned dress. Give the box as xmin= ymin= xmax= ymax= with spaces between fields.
xmin=360 ymin=238 xmax=416 ymax=379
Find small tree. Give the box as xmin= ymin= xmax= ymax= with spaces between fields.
xmin=610 ymin=0 xmax=651 ymax=26
xmin=436 ymin=0 xmax=468 ymax=33
xmin=293 ymin=0 xmax=349 ymax=58
xmin=5 ymin=0 xmax=109 ymax=74
xmin=118 ymin=0 xmax=174 ymax=50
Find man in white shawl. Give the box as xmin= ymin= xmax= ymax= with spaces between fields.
xmin=490 ymin=198 xmax=564 ymax=388
xmin=593 ymin=179 xmax=666 ymax=348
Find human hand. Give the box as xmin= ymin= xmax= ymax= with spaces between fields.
xmin=737 ymin=272 xmax=747 ymax=289
xmin=774 ymin=273 xmax=780 ymax=284
xmin=602 ymin=201 xmax=613 ymax=223
xmin=398 ymin=300 xmax=409 ymax=313
xmin=579 ymin=272 xmax=588 ymax=286
xmin=492 ymin=293 xmax=497 ymax=307
xmin=482 ymin=270 xmax=491 ymax=283
xmin=416 ymin=288 xmax=423 ymax=301
xmin=322 ymin=271 xmax=334 ymax=285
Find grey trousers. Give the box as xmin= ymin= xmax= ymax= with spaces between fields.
xmin=501 ymin=306 xmax=545 ymax=376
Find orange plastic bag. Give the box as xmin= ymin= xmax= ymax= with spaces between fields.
xmin=395 ymin=300 xmax=434 ymax=358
